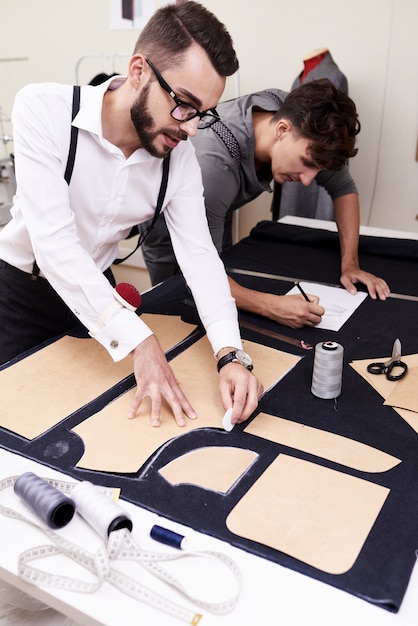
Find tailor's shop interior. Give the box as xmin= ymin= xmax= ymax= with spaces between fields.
xmin=0 ymin=2 xmax=417 ymax=626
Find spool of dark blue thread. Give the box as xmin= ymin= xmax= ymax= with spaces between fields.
xmin=150 ymin=524 xmax=187 ymax=550
xmin=14 ymin=472 xmax=75 ymax=529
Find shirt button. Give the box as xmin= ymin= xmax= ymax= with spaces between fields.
xmin=110 ymin=340 xmax=119 ymax=349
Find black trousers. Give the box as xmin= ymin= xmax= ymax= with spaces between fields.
xmin=0 ymin=260 xmax=115 ymax=366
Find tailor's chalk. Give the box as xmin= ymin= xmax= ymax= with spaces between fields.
xmin=150 ymin=524 xmax=188 ymax=550
xmin=222 ymin=407 xmax=234 ymax=432
xmin=295 ymin=281 xmax=311 ymax=302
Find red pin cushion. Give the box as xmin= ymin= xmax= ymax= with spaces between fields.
xmin=114 ymin=283 xmax=142 ymax=311
xmin=89 ymin=282 xmax=142 ymax=336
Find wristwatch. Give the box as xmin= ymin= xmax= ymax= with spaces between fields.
xmin=217 ymin=349 xmax=253 ymax=373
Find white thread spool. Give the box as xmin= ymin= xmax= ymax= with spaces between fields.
xmin=311 ymin=341 xmax=344 ymax=399
xmin=71 ymin=481 xmax=132 ymax=538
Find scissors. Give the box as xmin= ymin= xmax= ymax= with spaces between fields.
xmin=367 ymin=338 xmax=408 ymax=381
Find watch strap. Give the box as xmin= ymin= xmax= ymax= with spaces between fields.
xmin=217 ymin=350 xmax=253 ymax=373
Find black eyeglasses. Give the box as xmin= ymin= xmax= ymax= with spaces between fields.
xmin=146 ymin=59 xmax=220 ymax=130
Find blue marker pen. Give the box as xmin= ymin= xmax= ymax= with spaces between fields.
xmin=150 ymin=524 xmax=188 ymax=550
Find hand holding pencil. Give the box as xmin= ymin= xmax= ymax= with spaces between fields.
xmin=290 ymin=281 xmax=325 ymax=327
xmin=295 ymin=281 xmax=312 ymax=302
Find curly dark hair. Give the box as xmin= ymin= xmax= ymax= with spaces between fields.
xmin=133 ymin=1 xmax=238 ymax=77
xmin=273 ymin=78 xmax=361 ymax=170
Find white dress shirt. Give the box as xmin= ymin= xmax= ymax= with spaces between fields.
xmin=0 ymin=78 xmax=241 ymax=360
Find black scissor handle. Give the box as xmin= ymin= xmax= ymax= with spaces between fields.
xmin=386 ymin=360 xmax=408 ymax=381
xmin=367 ymin=362 xmax=385 ymax=375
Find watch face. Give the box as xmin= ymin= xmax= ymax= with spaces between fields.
xmin=235 ymin=349 xmax=253 ymax=367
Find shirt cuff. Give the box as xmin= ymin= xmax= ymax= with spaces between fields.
xmin=205 ymin=319 xmax=243 ymax=359
xmin=92 ymin=308 xmax=153 ymax=362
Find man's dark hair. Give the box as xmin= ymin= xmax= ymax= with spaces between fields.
xmin=133 ymin=1 xmax=238 ymax=77
xmin=273 ymin=78 xmax=361 ymax=170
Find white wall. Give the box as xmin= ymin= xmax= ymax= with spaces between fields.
xmin=1 ymin=0 xmax=417 ymax=233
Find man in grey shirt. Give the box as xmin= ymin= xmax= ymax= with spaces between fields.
xmin=141 ymin=79 xmax=389 ymax=329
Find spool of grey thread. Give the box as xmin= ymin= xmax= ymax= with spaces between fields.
xmin=14 ymin=471 xmax=75 ymax=529
xmin=311 ymin=341 xmax=344 ymax=399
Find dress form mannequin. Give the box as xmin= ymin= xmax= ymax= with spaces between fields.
xmin=301 ymin=48 xmax=329 ymax=82
xmin=292 ymin=48 xmax=348 ymax=93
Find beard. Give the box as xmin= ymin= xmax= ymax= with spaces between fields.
xmin=130 ymin=83 xmax=187 ymax=159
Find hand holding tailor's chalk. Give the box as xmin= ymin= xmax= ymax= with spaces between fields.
xmin=89 ymin=282 xmax=141 ymax=335
xmin=222 ymin=408 xmax=234 ymax=432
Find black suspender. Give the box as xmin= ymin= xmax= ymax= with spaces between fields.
xmin=113 ymin=153 xmax=170 ymax=265
xmin=31 ymin=84 xmax=170 ymax=278
xmin=210 ymin=121 xmax=241 ymax=167
xmin=210 ymin=90 xmax=283 ymax=168
xmin=63 ymin=85 xmax=81 ymax=184
xmin=31 ymin=86 xmax=81 ymax=279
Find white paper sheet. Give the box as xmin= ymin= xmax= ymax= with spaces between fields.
xmin=287 ymin=282 xmax=367 ymax=331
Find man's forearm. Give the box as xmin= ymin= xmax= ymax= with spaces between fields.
xmin=333 ymin=193 xmax=361 ymax=270
xmin=228 ymin=276 xmax=273 ymax=318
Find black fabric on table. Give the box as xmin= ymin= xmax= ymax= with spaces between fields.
xmin=222 ymin=220 xmax=418 ymax=296
xmin=1 ymin=221 xmax=418 ymax=613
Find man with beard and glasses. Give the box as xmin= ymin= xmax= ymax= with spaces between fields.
xmin=0 ymin=2 xmax=263 ymax=429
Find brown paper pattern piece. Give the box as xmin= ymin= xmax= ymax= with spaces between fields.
xmin=384 ymin=366 xmax=418 ymax=413
xmin=140 ymin=313 xmax=197 ymax=351
xmin=244 ymin=413 xmax=401 ymax=473
xmin=73 ymin=337 xmax=300 ymax=473
xmin=158 ymin=447 xmax=258 ymax=493
xmin=226 ymin=454 xmax=390 ymax=574
xmin=0 ymin=315 xmax=195 ymax=440
xmin=0 ymin=336 xmax=133 ymax=440
xmin=350 ymin=354 xmax=418 ymax=434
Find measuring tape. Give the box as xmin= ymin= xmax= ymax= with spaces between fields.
xmin=0 ymin=475 xmax=243 ymax=625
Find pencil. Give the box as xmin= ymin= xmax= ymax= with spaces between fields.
xmin=295 ymin=281 xmax=311 ymax=302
